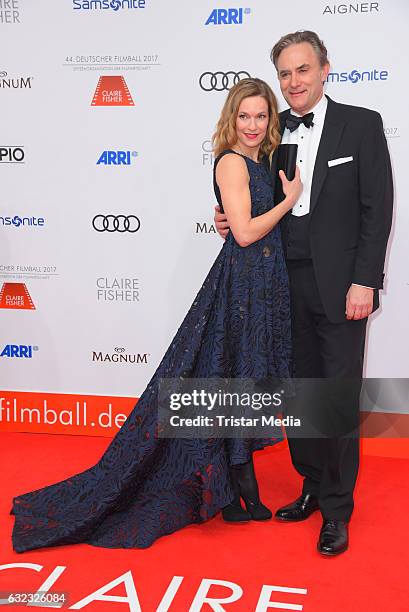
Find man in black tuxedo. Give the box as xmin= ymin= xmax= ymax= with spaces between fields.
xmin=215 ymin=30 xmax=393 ymax=555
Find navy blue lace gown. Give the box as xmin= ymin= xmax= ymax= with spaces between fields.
xmin=11 ymin=150 xmax=291 ymax=552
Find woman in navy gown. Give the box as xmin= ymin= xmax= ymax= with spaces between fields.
xmin=11 ymin=78 xmax=301 ymax=551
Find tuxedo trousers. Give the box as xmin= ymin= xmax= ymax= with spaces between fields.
xmin=286 ymin=259 xmax=367 ymax=521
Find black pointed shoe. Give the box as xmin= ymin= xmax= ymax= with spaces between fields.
xmin=275 ymin=493 xmax=319 ymax=522
xmin=317 ymin=519 xmax=349 ymax=556
xmin=244 ymin=499 xmax=273 ymax=521
xmin=222 ymin=502 xmax=251 ymax=523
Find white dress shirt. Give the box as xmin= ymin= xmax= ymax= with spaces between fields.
xmin=281 ymin=94 xmax=327 ymax=217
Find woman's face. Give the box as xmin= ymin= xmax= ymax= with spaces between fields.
xmin=235 ymin=95 xmax=269 ymax=153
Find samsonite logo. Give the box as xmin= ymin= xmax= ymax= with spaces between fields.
xmin=205 ymin=7 xmax=251 ymax=25
xmin=326 ymin=68 xmax=388 ymax=83
xmin=0 ymin=215 xmax=45 ymax=228
xmin=97 ymin=150 xmax=138 ymax=165
xmin=0 ymin=344 xmax=38 ymax=358
xmin=73 ymin=0 xmax=146 ymax=11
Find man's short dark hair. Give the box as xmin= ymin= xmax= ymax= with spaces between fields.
xmin=271 ymin=30 xmax=329 ymax=68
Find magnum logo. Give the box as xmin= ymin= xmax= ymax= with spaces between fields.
xmin=91 ymin=75 xmax=134 ymax=106
xmin=0 ymin=283 xmax=35 ymax=310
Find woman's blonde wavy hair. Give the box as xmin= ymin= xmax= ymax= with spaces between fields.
xmin=212 ymin=78 xmax=280 ymax=162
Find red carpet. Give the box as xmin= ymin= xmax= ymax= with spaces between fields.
xmin=1 ymin=433 xmax=409 ymax=611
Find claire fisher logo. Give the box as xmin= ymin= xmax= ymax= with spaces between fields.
xmin=96 ymin=277 xmax=140 ymax=302
xmin=91 ymin=75 xmax=134 ymax=106
xmin=73 ymin=0 xmax=147 ymax=10
xmin=0 ymin=0 xmax=20 ymax=23
xmin=202 ymin=139 xmax=214 ymax=166
xmin=323 ymin=2 xmax=380 ymax=14
xmin=326 ymin=68 xmax=388 ymax=83
xmin=0 ymin=283 xmax=35 ymax=309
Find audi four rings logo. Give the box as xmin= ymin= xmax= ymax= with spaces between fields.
xmin=92 ymin=215 xmax=141 ymax=233
xmin=199 ymin=71 xmax=251 ymax=91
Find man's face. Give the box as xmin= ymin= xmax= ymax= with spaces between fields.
xmin=276 ymin=42 xmax=330 ymax=115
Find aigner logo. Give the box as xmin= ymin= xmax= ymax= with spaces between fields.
xmin=323 ymin=2 xmax=380 ymax=15
xmin=97 ymin=150 xmax=138 ymax=165
xmin=205 ymin=7 xmax=251 ymax=25
xmin=199 ymin=71 xmax=251 ymax=91
xmin=92 ymin=215 xmax=141 ymax=233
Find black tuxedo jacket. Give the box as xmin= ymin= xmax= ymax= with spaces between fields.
xmin=274 ymin=95 xmax=393 ymax=323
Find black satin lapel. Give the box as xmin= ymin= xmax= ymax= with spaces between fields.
xmin=271 ymin=108 xmax=290 ymax=180
xmin=279 ymin=110 xmax=289 ymax=136
xmin=271 ymin=110 xmax=290 ymax=181
xmin=310 ymin=111 xmax=345 ymax=214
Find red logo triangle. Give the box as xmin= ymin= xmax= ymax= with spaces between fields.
xmin=0 ymin=283 xmax=36 ymax=310
xmin=91 ymin=76 xmax=135 ymax=106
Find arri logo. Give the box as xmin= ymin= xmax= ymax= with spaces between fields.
xmin=97 ymin=150 xmax=138 ymax=165
xmin=73 ymin=0 xmax=146 ymax=10
xmin=205 ymin=7 xmax=250 ymax=25
xmin=0 ymin=344 xmax=38 ymax=358
xmin=0 ymin=146 xmax=24 ymax=163
xmin=0 ymin=216 xmax=45 ymax=228
xmin=0 ymin=283 xmax=35 ymax=309
xmin=91 ymin=75 xmax=134 ymax=106
xmin=327 ymin=68 xmax=388 ymax=83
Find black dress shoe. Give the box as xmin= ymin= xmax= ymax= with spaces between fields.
xmin=244 ymin=499 xmax=273 ymax=521
xmin=275 ymin=493 xmax=319 ymax=522
xmin=317 ymin=519 xmax=349 ymax=556
xmin=222 ymin=503 xmax=251 ymax=523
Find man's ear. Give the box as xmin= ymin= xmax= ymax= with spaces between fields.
xmin=321 ymin=61 xmax=330 ymax=83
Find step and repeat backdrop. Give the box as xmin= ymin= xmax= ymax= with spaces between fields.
xmin=0 ymin=0 xmax=408 ymax=436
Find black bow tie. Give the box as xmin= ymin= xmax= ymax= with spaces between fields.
xmin=285 ymin=112 xmax=314 ymax=132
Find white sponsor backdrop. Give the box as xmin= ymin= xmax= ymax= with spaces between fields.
xmin=0 ymin=0 xmax=408 ymax=403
